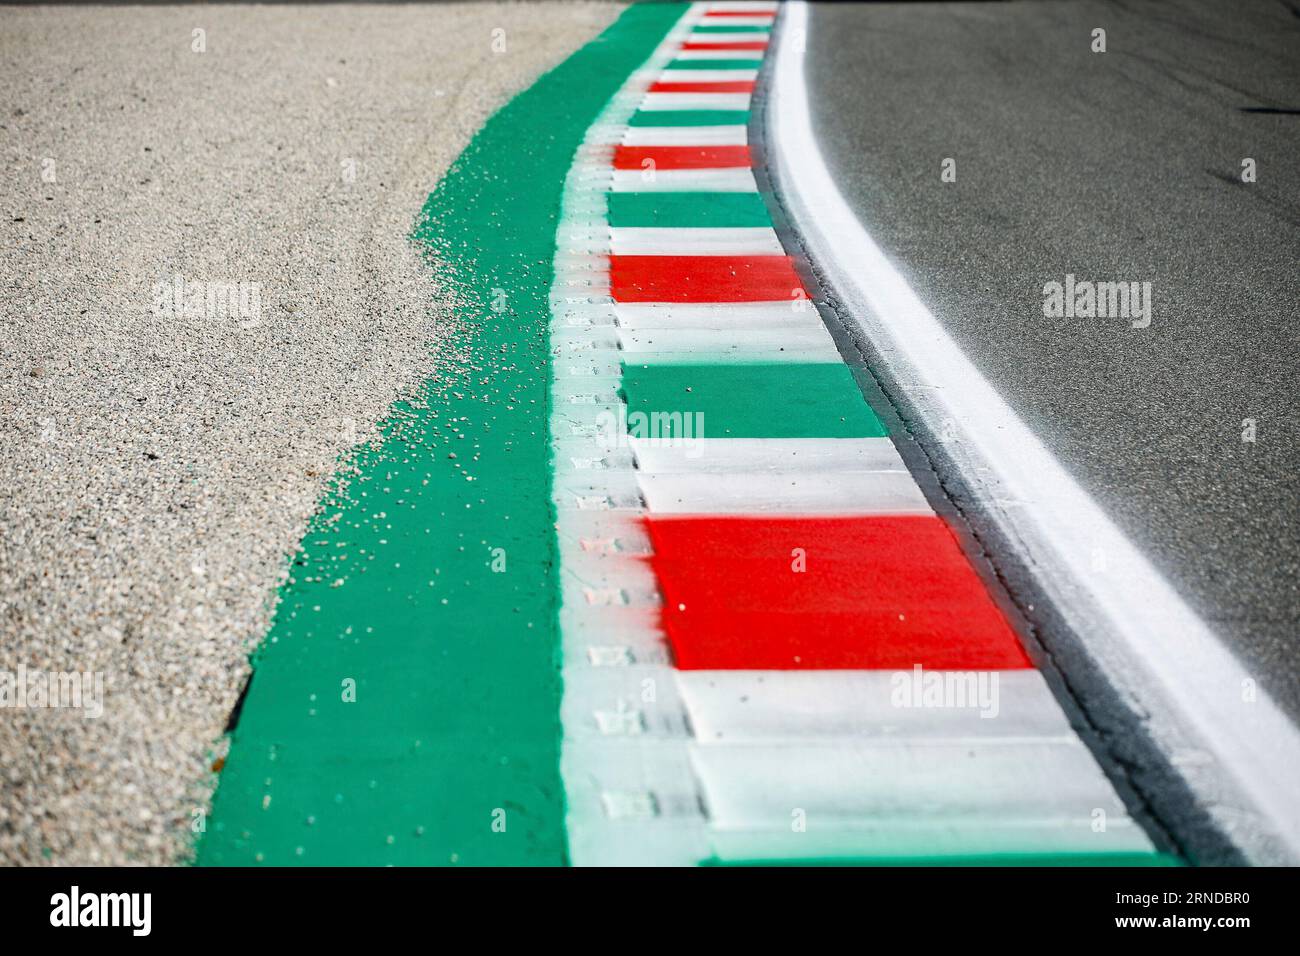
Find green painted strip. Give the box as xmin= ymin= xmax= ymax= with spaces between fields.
xmin=665 ymin=58 xmax=764 ymax=70
xmin=609 ymin=192 xmax=772 ymax=228
xmin=691 ymin=24 xmax=771 ymax=33
xmin=197 ymin=2 xmax=689 ymax=867
xmin=619 ymin=362 xmax=887 ymax=439
xmin=630 ymin=109 xmax=751 ymax=127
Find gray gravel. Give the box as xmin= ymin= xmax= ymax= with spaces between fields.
xmin=806 ymin=1 xmax=1300 ymax=720
xmin=0 ymin=2 xmax=619 ymax=865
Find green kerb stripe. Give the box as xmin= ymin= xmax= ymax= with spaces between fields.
xmin=691 ymin=24 xmax=771 ymax=33
xmin=196 ymin=1 xmax=690 ymax=868
xmin=691 ymin=24 xmax=769 ymax=32
xmin=608 ymin=192 xmax=772 ymax=228
xmin=629 ymin=109 xmax=750 ymax=127
xmin=619 ymin=362 xmax=887 ymax=439
xmin=665 ymin=58 xmax=764 ymax=70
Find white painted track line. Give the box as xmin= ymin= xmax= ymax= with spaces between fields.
xmin=771 ymin=0 xmax=1300 ymax=863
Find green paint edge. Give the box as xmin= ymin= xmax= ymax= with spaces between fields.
xmin=195 ymin=2 xmax=689 ymax=868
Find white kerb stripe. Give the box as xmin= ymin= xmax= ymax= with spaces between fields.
xmin=562 ymin=739 xmax=708 ymax=866
xmin=561 ymin=664 xmax=689 ymax=739
xmin=673 ymin=48 xmax=767 ymax=61
xmin=610 ymin=226 xmax=781 ymax=256
xmin=630 ymin=437 xmax=909 ymax=473
xmin=691 ymin=742 xmax=1146 ymax=829
xmin=637 ymin=471 xmax=932 ymax=515
xmin=616 ymin=326 xmax=836 ymax=355
xmin=553 ymin=0 xmax=709 ymax=867
xmin=707 ymin=819 xmax=1154 ymax=862
xmin=697 ymin=16 xmax=774 ymax=27
xmin=656 ymin=69 xmax=758 ymax=82
xmin=614 ymin=302 xmax=815 ymax=328
xmin=611 ymin=168 xmax=758 ymax=192
xmin=642 ymin=92 xmax=751 ymax=111
xmin=616 ymin=312 xmax=826 ymax=335
xmin=687 ymin=33 xmax=770 ymax=45
xmin=678 ymin=670 xmax=1073 ymax=741
xmin=623 ymin=125 xmax=748 ymax=147
xmin=627 ymin=348 xmax=836 ymax=365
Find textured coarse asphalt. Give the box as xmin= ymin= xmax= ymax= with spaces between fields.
xmin=0 ymin=2 xmax=620 ymax=866
xmin=805 ymin=0 xmax=1300 ymax=721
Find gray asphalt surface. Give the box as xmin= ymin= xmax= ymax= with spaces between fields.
xmin=806 ymin=0 xmax=1300 ymax=721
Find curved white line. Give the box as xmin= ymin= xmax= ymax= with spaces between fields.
xmin=769 ymin=0 xmax=1300 ymax=864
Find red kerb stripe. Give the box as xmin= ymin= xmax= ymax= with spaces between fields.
xmin=645 ymin=515 xmax=1032 ymax=670
xmin=613 ymin=145 xmax=752 ymax=170
xmin=649 ymin=80 xmax=756 ymax=94
xmin=681 ymin=41 xmax=770 ymax=51
xmin=610 ymin=255 xmax=805 ymax=303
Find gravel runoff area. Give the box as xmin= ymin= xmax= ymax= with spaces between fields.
xmin=0 ymin=2 xmax=621 ymax=866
